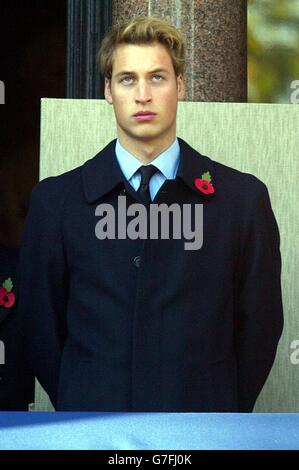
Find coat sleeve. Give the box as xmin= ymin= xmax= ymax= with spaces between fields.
xmin=234 ymin=182 xmax=283 ymax=412
xmin=18 ymin=181 xmax=68 ymax=408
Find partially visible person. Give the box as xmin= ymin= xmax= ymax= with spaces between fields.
xmin=0 ymin=244 xmax=34 ymax=410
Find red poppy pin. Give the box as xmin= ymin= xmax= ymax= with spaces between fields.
xmin=0 ymin=278 xmax=16 ymax=309
xmin=194 ymin=171 xmax=215 ymax=195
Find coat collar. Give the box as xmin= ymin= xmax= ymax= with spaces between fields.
xmin=82 ymin=138 xmax=216 ymax=203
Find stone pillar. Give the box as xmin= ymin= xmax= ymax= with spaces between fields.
xmin=112 ymin=0 xmax=247 ymax=102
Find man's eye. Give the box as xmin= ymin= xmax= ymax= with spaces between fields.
xmin=119 ymin=75 xmax=163 ymax=84
xmin=120 ymin=77 xmax=133 ymax=84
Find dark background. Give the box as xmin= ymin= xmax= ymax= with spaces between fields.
xmin=0 ymin=1 xmax=66 ymax=246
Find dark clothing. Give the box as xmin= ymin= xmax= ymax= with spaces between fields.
xmin=18 ymin=138 xmax=283 ymax=411
xmin=0 ymin=245 xmax=34 ymax=410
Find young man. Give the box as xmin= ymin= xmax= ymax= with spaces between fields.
xmin=18 ymin=16 xmax=283 ymax=411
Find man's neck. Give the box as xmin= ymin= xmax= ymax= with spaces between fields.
xmin=118 ymin=135 xmax=176 ymax=164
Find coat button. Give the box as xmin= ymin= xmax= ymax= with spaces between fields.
xmin=119 ymin=188 xmax=126 ymax=195
xmin=133 ymin=256 xmax=141 ymax=268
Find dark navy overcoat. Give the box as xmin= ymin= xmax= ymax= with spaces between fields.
xmin=18 ymin=138 xmax=283 ymax=411
xmin=0 ymin=245 xmax=34 ymax=410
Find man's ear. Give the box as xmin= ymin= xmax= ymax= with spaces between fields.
xmin=177 ymin=75 xmax=185 ymax=101
xmin=104 ymin=78 xmax=113 ymax=104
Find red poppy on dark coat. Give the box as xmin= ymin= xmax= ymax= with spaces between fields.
xmin=0 ymin=286 xmax=15 ymax=308
xmin=194 ymin=178 xmax=215 ymax=195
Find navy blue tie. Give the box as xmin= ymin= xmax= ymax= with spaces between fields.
xmin=137 ymin=165 xmax=158 ymax=206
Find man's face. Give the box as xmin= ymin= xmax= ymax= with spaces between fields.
xmin=104 ymin=42 xmax=185 ymax=148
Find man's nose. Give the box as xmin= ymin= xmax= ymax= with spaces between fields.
xmin=135 ymin=81 xmax=152 ymax=103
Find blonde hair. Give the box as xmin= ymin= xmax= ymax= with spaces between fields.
xmin=98 ymin=16 xmax=186 ymax=80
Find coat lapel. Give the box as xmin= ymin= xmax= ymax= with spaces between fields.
xmin=177 ymin=138 xmax=216 ymax=201
xmin=0 ymin=246 xmax=18 ymax=326
xmin=0 ymin=306 xmax=10 ymax=325
xmin=0 ymin=278 xmax=16 ymax=324
xmin=81 ymin=139 xmax=125 ymax=204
